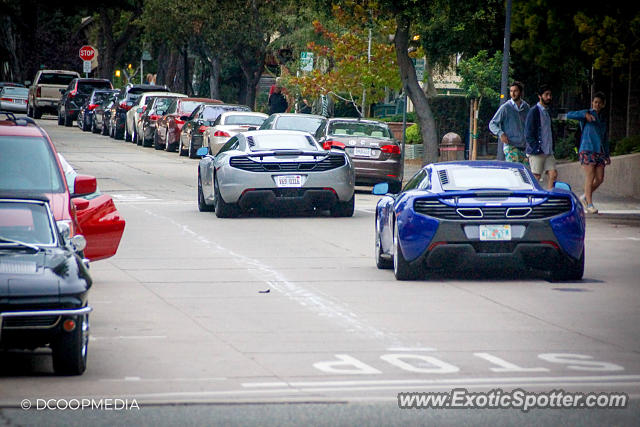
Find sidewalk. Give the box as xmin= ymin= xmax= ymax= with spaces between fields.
xmin=400 ymin=158 xmax=640 ymax=214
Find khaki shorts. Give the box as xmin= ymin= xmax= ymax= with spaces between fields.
xmin=527 ymin=154 xmax=556 ymax=175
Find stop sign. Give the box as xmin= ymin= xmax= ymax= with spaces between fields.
xmin=79 ymin=45 xmax=96 ymax=61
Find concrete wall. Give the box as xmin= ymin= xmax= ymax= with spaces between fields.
xmin=556 ymin=153 xmax=640 ymax=199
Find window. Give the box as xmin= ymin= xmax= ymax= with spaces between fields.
xmin=328 ymin=121 xmax=392 ymax=139
xmin=441 ymin=166 xmax=533 ymax=191
xmin=273 ymin=116 xmax=325 ymax=133
xmin=40 ymin=73 xmax=76 ymax=85
xmin=248 ymin=133 xmax=319 ymax=151
xmin=0 ymin=202 xmax=55 ymax=245
xmin=402 ymin=169 xmax=428 ymax=192
xmin=0 ymin=136 xmax=65 ymax=193
xmin=224 ymin=115 xmax=266 ymax=126
xmin=218 ymin=136 xmax=239 ymax=154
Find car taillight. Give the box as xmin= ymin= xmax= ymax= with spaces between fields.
xmin=87 ymin=104 xmax=98 ymax=110
xmin=120 ymin=102 xmax=132 ymax=111
xmin=68 ymin=90 xmax=77 ymax=98
xmin=174 ymin=118 xmax=184 ymax=125
xmin=150 ymin=114 xmax=160 ymax=121
xmin=213 ymin=130 xmax=230 ymax=137
xmin=0 ymin=98 xmax=10 ymax=101
xmin=198 ymin=125 xmax=208 ymax=133
xmin=36 ymin=87 xmax=41 ymax=97
xmin=381 ymin=144 xmax=401 ymax=154
xmin=323 ymin=140 xmax=346 ymax=150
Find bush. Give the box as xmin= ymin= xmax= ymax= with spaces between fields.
xmin=553 ymin=119 xmax=580 ymax=161
xmin=405 ymin=123 xmax=421 ymax=144
xmin=612 ymin=135 xmax=640 ymax=156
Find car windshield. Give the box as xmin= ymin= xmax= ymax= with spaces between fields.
xmin=274 ymin=116 xmax=324 ymax=133
xmin=78 ymin=82 xmax=111 ymax=94
xmin=0 ymin=136 xmax=65 ymax=193
xmin=39 ymin=73 xmax=76 ymax=85
xmin=248 ymin=134 xmax=319 ymax=151
xmin=1 ymin=87 xmax=28 ymax=96
xmin=153 ymin=97 xmax=174 ymax=112
xmin=0 ymin=201 xmax=55 ymax=245
xmin=225 ymin=115 xmax=266 ymax=126
xmin=328 ymin=121 xmax=392 ymax=139
xmin=440 ymin=166 xmax=534 ymax=191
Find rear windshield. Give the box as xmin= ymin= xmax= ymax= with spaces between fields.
xmin=38 ymin=73 xmax=77 ymax=85
xmin=153 ymin=97 xmax=175 ymax=112
xmin=92 ymin=91 xmax=116 ymax=103
xmin=0 ymin=201 xmax=55 ymax=245
xmin=1 ymin=87 xmax=28 ymax=96
xmin=202 ymin=105 xmax=250 ymax=121
xmin=77 ymin=81 xmax=112 ymax=94
xmin=248 ymin=134 xmax=319 ymax=151
xmin=441 ymin=166 xmax=533 ymax=191
xmin=273 ymin=116 xmax=324 ymax=134
xmin=328 ymin=121 xmax=392 ymax=139
xmin=0 ymin=136 xmax=65 ymax=193
xmin=225 ymin=115 xmax=266 ymax=126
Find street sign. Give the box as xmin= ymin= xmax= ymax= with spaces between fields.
xmin=412 ymin=58 xmax=425 ymax=81
xmin=83 ymin=60 xmax=92 ymax=73
xmin=79 ymin=45 xmax=96 ymax=62
xmin=300 ymin=52 xmax=314 ymax=72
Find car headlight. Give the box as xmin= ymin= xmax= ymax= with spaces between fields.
xmin=56 ymin=220 xmax=74 ymax=240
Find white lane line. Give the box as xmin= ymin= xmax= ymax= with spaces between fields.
xmin=597 ymin=210 xmax=640 ymax=215
xmin=134 ymin=207 xmax=397 ymax=344
xmin=586 ymin=237 xmax=640 ymax=241
xmin=90 ymin=335 xmax=167 ymax=341
xmin=386 ymin=347 xmax=437 ymax=352
xmin=99 ymin=377 xmax=227 ymax=383
xmin=242 ymin=374 xmax=640 ymax=389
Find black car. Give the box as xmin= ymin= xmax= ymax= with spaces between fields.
xmin=139 ymin=96 xmax=177 ymax=148
xmin=0 ymin=196 xmax=92 ymax=375
xmin=57 ymin=78 xmax=113 ymax=126
xmin=93 ymin=92 xmax=119 ymax=135
xmin=77 ymin=89 xmax=119 ymax=132
xmin=110 ymin=84 xmax=169 ymax=140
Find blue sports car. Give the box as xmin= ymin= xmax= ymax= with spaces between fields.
xmin=373 ymin=161 xmax=585 ymax=280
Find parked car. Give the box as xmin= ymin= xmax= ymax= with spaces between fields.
xmin=179 ymin=103 xmax=250 ymax=158
xmin=196 ymin=130 xmax=355 ymax=217
xmin=0 ymin=86 xmax=28 ymax=113
xmin=93 ymin=91 xmax=119 ymax=135
xmin=78 ymin=89 xmax=119 ymax=132
xmin=0 ymin=196 xmax=92 ymax=375
xmin=110 ymin=84 xmax=169 ymax=140
xmin=373 ymin=161 xmax=586 ymax=280
xmin=27 ymin=69 xmax=80 ymax=119
xmin=0 ymin=112 xmax=126 ymax=261
xmin=315 ymin=118 xmax=402 ymax=192
xmin=155 ymin=97 xmax=221 ymax=152
xmin=0 ymin=82 xmax=26 ymax=89
xmin=259 ymin=113 xmax=326 ymax=135
xmin=138 ymin=95 xmax=188 ymax=148
xmin=125 ymin=91 xmax=186 ymax=143
xmin=203 ymin=111 xmax=268 ymax=155
xmin=57 ymin=78 xmax=113 ymax=126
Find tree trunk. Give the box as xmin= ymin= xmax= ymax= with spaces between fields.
xmin=209 ymin=56 xmax=221 ymax=100
xmin=627 ymin=57 xmax=632 ymax=138
xmin=0 ymin=15 xmax=22 ymax=82
xmin=238 ymin=52 xmax=265 ymax=109
xmin=394 ymin=15 xmax=438 ymax=165
xmin=96 ymin=7 xmax=140 ymax=81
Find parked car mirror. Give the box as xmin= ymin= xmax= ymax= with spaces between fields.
xmin=372 ymin=182 xmax=390 ymax=195
xmin=72 ymin=175 xmax=98 ymax=197
xmin=70 ymin=234 xmax=87 ymax=253
xmin=196 ymin=147 xmax=210 ymax=157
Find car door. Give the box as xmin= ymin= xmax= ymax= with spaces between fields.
xmin=74 ymin=194 xmax=126 ymax=261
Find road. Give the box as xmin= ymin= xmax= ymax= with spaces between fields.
xmin=1 ymin=117 xmax=639 ymax=425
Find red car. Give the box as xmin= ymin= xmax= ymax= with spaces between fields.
xmin=155 ymin=97 xmax=221 ymax=152
xmin=0 ymin=113 xmax=125 ymax=261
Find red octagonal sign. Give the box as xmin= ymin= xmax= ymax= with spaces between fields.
xmin=79 ymin=45 xmax=96 ymax=61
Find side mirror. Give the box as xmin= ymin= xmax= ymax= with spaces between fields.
xmin=554 ymin=181 xmax=572 ymax=192
xmin=196 ymin=147 xmax=209 ymax=157
xmin=72 ymin=175 xmax=98 ymax=197
xmin=70 ymin=235 xmax=87 ymax=252
xmin=373 ymin=182 xmax=390 ymax=195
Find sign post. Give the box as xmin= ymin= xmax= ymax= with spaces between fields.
xmin=79 ymin=45 xmax=96 ymax=77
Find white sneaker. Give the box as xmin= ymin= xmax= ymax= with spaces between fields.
xmin=579 ymin=194 xmax=588 ymax=210
xmin=586 ymin=204 xmax=598 ymax=214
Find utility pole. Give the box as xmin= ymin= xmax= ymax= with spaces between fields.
xmin=497 ymin=0 xmax=512 ymax=160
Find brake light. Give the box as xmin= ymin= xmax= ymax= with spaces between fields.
xmin=36 ymin=87 xmax=41 ymax=97
xmin=68 ymin=89 xmax=77 ymax=98
xmin=150 ymin=114 xmax=160 ymax=121
xmin=0 ymin=98 xmax=10 ymax=101
xmin=174 ymin=118 xmax=184 ymax=125
xmin=198 ymin=125 xmax=208 ymax=133
xmin=213 ymin=130 xmax=230 ymax=137
xmin=323 ymin=140 xmax=346 ymax=150
xmin=87 ymin=104 xmax=98 ymax=110
xmin=120 ymin=102 xmax=132 ymax=111
xmin=381 ymin=144 xmax=401 ymax=154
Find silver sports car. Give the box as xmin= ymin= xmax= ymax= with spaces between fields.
xmin=197 ymin=130 xmax=355 ymax=217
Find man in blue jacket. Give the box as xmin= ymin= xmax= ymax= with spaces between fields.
xmin=525 ymin=84 xmax=557 ymax=189
xmin=567 ymin=92 xmax=609 ymax=214
xmin=489 ymin=81 xmax=530 ymax=165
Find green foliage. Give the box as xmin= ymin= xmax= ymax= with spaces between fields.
xmin=613 ymin=135 xmax=640 ymax=156
xmin=405 ymin=124 xmax=421 ymax=144
xmin=553 ymin=119 xmax=580 ymax=161
xmin=457 ymin=50 xmax=502 ymax=102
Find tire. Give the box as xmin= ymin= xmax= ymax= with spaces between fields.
xmin=51 ymin=312 xmax=89 ymax=376
xmin=198 ymin=174 xmax=214 ymax=212
xmin=57 ymin=110 xmax=64 ymax=125
xmin=214 ymin=175 xmax=239 ymax=218
xmin=153 ymin=131 xmax=163 ymax=150
xmin=178 ymin=138 xmax=186 ymax=156
xmin=91 ymin=118 xmax=99 ymax=134
xmin=330 ymin=194 xmax=355 ymax=217
xmin=33 ymin=106 xmax=42 ymax=119
xmin=81 ymin=116 xmax=89 ymax=132
xmin=188 ymin=139 xmax=197 ymax=158
xmin=375 ymin=214 xmax=393 ymax=269
xmin=552 ymin=247 xmax=585 ymax=281
xmin=64 ymin=112 xmax=72 ymax=127
xmin=124 ymin=125 xmax=130 ymax=142
xmin=393 ymin=220 xmax=422 ymax=280
xmin=101 ymin=120 xmax=108 ymax=136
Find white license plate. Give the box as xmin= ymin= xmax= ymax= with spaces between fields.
xmin=353 ymin=147 xmax=372 ymax=157
xmin=479 ymin=224 xmax=512 ymax=241
xmin=274 ymin=175 xmax=302 ymax=187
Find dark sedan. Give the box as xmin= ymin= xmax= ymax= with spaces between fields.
xmin=93 ymin=92 xmax=119 ymax=135
xmin=0 ymin=197 xmax=92 ymax=375
xmin=57 ymin=78 xmax=113 ymax=126
xmin=109 ymin=84 xmax=169 ymax=140
xmin=78 ymin=89 xmax=119 ymax=132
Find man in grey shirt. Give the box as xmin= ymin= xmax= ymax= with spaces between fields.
xmin=489 ymin=81 xmax=530 ymax=165
xmin=525 ymin=84 xmax=557 ymax=189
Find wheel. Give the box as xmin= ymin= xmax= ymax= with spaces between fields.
xmin=393 ymin=220 xmax=422 ymax=280
xmin=188 ymin=138 xmax=199 ymax=158
xmin=132 ymin=126 xmax=137 ymax=144
xmin=57 ymin=110 xmax=64 ymax=125
xmin=81 ymin=116 xmax=89 ymax=131
xmin=114 ymin=125 xmax=123 ymax=140
xmin=33 ymin=106 xmax=42 ymax=119
xmin=91 ymin=118 xmax=98 ymax=133
xmin=101 ymin=120 xmax=108 ymax=135
xmin=214 ymin=174 xmax=239 ymax=218
xmin=375 ymin=214 xmax=393 ymax=269
xmin=178 ymin=138 xmax=186 ymax=156
xmin=330 ymin=194 xmax=355 ymax=217
xmin=552 ymin=247 xmax=585 ymax=281
xmin=165 ymin=131 xmax=176 ymax=152
xmin=198 ymin=174 xmax=214 ymax=212
xmin=124 ymin=124 xmax=130 ymax=142
xmin=154 ymin=131 xmax=163 ymax=150
xmin=64 ymin=112 xmax=72 ymax=127
xmin=51 ymin=312 xmax=89 ymax=375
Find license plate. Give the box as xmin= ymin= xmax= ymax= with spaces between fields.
xmin=479 ymin=224 xmax=512 ymax=241
xmin=274 ymin=175 xmax=302 ymax=187
xmin=353 ymin=147 xmax=371 ymax=157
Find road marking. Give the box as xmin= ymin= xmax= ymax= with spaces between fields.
xmin=90 ymin=335 xmax=167 ymax=341
xmin=387 ymin=347 xmax=436 ymax=352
